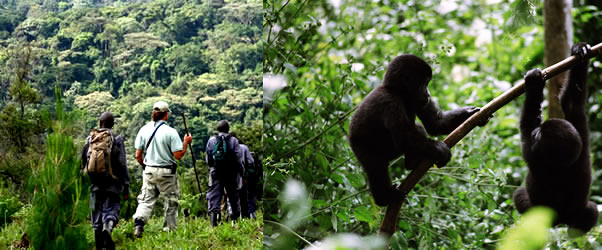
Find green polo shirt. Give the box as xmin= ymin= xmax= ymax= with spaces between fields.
xmin=135 ymin=120 xmax=183 ymax=166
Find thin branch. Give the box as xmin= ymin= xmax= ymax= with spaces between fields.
xmin=301 ymin=187 xmax=369 ymax=220
xmin=265 ymin=220 xmax=316 ymax=247
xmin=279 ymin=106 xmax=357 ymax=159
xmin=378 ymin=42 xmax=602 ymax=237
xmin=267 ymin=0 xmax=307 ymax=49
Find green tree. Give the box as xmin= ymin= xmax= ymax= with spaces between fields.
xmin=71 ymin=32 xmax=94 ymax=51
xmin=163 ymin=43 xmax=209 ymax=76
xmin=0 ymin=45 xmax=45 ymax=194
xmin=73 ymin=90 xmax=114 ymax=129
xmin=205 ymin=22 xmax=259 ymax=51
xmin=115 ymin=17 xmax=144 ymax=34
xmin=9 ymin=46 xmax=38 ymax=119
xmin=0 ymin=45 xmax=42 ymax=153
xmin=220 ymin=1 xmax=262 ymax=27
xmin=26 ymin=87 xmax=89 ymax=249
xmin=218 ymin=43 xmax=261 ymax=74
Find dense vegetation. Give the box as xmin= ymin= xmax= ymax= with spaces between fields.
xmin=0 ymin=0 xmax=262 ymax=248
xmin=1 ymin=202 xmax=264 ymax=248
xmin=264 ymin=0 xmax=602 ymax=249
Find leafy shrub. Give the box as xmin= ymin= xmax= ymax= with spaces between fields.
xmin=0 ymin=182 xmax=22 ymax=229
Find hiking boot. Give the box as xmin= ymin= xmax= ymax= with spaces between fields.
xmin=210 ymin=212 xmax=219 ymax=227
xmin=250 ymin=212 xmax=256 ymax=219
xmin=134 ymin=218 xmax=145 ymax=238
xmin=94 ymin=230 xmax=104 ymax=250
xmin=104 ymin=232 xmax=115 ymax=250
xmin=134 ymin=225 xmax=144 ymax=238
xmin=102 ymin=220 xmax=115 ymax=250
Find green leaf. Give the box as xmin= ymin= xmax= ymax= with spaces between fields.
xmin=331 ymin=212 xmax=338 ymax=232
xmin=346 ymin=172 xmax=364 ymax=188
xmin=468 ymin=154 xmax=483 ymax=168
xmin=337 ymin=210 xmax=351 ymax=223
xmin=498 ymin=207 xmax=555 ymax=250
xmin=353 ymin=206 xmax=373 ymax=223
xmin=331 ymin=173 xmax=344 ymax=184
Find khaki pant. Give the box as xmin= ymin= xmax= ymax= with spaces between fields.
xmin=133 ymin=167 xmax=179 ymax=230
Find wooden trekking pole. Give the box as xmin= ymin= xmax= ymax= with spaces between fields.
xmin=125 ymin=199 xmax=133 ymax=220
xmin=379 ymin=42 xmax=602 ymax=237
xmin=181 ymin=114 xmax=202 ymax=194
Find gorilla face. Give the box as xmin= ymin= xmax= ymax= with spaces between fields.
xmin=403 ymin=74 xmax=431 ymax=109
xmin=415 ymin=76 xmax=432 ymax=108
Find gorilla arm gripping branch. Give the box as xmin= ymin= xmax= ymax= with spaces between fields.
xmin=379 ymin=42 xmax=602 ymax=237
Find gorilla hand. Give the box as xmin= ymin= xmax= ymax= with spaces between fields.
xmin=432 ymin=141 xmax=451 ymax=167
xmin=571 ymin=42 xmax=591 ymax=63
xmin=525 ymin=69 xmax=545 ymax=94
xmin=461 ymin=106 xmax=491 ymax=127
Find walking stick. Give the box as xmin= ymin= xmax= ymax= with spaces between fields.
xmin=125 ymin=199 xmax=132 ymax=220
xmin=379 ymin=42 xmax=602 ymax=237
xmin=181 ymin=114 xmax=203 ymax=194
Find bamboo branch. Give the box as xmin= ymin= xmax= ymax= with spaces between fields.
xmin=379 ymin=42 xmax=602 ymax=237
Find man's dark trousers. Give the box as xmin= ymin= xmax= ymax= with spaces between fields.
xmin=207 ymin=168 xmax=240 ymax=224
xmin=91 ymin=190 xmax=120 ymax=250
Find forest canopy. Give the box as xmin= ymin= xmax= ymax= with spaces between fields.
xmin=0 ymin=0 xmax=262 ymax=173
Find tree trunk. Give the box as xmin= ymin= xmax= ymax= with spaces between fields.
xmin=544 ymin=0 xmax=573 ymax=119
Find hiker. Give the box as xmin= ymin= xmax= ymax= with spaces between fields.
xmin=205 ymin=120 xmax=244 ymax=226
xmin=81 ymin=112 xmax=130 ymax=250
xmin=229 ymin=132 xmax=254 ymax=219
xmin=132 ymin=101 xmax=192 ymax=238
xmin=246 ymin=152 xmax=261 ymax=219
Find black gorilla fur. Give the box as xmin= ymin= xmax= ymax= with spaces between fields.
xmin=348 ymin=54 xmax=485 ymax=206
xmin=513 ymin=42 xmax=599 ymax=233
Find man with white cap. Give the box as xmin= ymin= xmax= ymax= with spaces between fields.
xmin=132 ymin=100 xmax=192 ymax=238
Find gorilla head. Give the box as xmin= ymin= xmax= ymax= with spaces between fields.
xmin=383 ymin=54 xmax=433 ymax=108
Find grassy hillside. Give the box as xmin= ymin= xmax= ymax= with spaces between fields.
xmin=0 ymin=204 xmax=263 ymax=249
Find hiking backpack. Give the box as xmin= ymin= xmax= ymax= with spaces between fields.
xmin=212 ymin=134 xmax=230 ymax=165
xmin=86 ymin=128 xmax=117 ymax=182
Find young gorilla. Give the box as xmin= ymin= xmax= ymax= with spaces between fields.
xmin=513 ymin=42 xmax=599 ymax=233
xmin=349 ymin=54 xmax=487 ymax=206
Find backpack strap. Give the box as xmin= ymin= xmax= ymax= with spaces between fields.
xmin=145 ymin=122 xmax=165 ymax=153
xmin=212 ymin=134 xmax=224 ymax=153
xmin=221 ymin=134 xmax=231 ymax=154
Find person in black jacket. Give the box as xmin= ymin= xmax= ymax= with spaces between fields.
xmin=205 ymin=120 xmax=244 ymax=226
xmin=81 ymin=112 xmax=130 ymax=250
